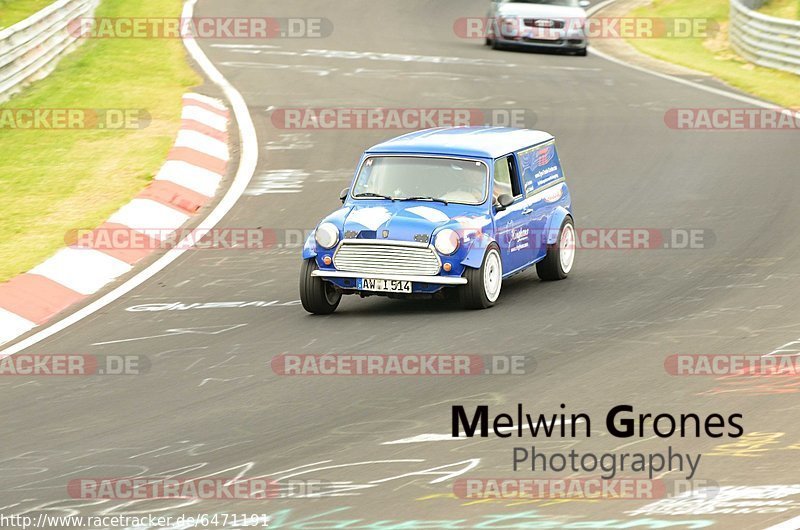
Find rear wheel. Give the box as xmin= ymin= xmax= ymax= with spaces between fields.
xmin=536 ymin=217 xmax=575 ymax=281
xmin=460 ymin=244 xmax=502 ymax=309
xmin=300 ymin=258 xmax=341 ymax=314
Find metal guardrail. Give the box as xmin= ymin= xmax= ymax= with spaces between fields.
xmin=0 ymin=0 xmax=100 ymax=103
xmin=730 ymin=0 xmax=800 ymax=76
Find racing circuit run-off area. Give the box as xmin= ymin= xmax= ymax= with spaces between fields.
xmin=0 ymin=0 xmax=799 ymax=529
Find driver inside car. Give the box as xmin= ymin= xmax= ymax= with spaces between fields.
xmin=440 ymin=164 xmax=486 ymax=203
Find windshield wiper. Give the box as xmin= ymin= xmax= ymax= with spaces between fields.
xmin=399 ymin=196 xmax=449 ymax=205
xmin=354 ymin=192 xmax=395 ymax=200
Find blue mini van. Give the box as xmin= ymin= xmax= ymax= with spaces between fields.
xmin=300 ymin=127 xmax=575 ymax=313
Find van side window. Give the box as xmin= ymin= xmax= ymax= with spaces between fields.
xmin=493 ymin=155 xmax=521 ymax=201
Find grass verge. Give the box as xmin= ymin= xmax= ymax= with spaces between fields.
xmin=758 ymin=0 xmax=800 ymax=20
xmin=0 ymin=0 xmax=54 ymax=28
xmin=0 ymin=0 xmax=200 ymax=282
xmin=626 ymin=0 xmax=800 ymax=108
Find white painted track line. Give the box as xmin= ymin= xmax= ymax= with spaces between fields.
xmin=586 ymin=0 xmax=785 ymax=112
xmin=763 ymin=516 xmax=800 ymax=530
xmin=383 ymin=418 xmax=584 ymax=445
xmin=0 ymin=0 xmax=259 ymax=356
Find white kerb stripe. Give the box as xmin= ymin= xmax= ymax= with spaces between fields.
xmin=182 ymin=105 xmax=228 ymax=132
xmin=155 ymin=160 xmax=222 ymax=197
xmin=29 ymin=248 xmax=132 ymax=295
xmin=107 ymin=198 xmax=190 ymax=239
xmin=175 ymin=129 xmax=229 ymax=161
xmin=184 ymin=92 xmax=227 ymax=111
xmin=0 ymin=309 xmax=37 ymax=346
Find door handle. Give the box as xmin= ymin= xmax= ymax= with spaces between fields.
xmin=522 ymin=208 xmax=533 ymax=215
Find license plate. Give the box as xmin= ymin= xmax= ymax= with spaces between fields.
xmin=528 ymin=28 xmax=560 ymax=40
xmin=357 ymin=278 xmax=412 ymax=293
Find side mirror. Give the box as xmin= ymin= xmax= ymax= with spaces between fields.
xmin=339 ymin=187 xmax=350 ymax=203
xmin=578 ymin=0 xmax=590 ymax=7
xmin=495 ymin=194 xmax=514 ymax=211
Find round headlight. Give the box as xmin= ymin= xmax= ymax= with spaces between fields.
xmin=434 ymin=229 xmax=460 ymax=255
xmin=315 ymin=223 xmax=339 ymax=249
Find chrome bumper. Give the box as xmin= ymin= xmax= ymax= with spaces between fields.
xmin=311 ymin=270 xmax=467 ymax=285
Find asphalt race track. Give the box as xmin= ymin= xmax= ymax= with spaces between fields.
xmin=2 ymin=1 xmax=799 ymax=529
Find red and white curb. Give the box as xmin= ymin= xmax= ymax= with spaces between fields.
xmin=0 ymin=93 xmax=230 ymax=346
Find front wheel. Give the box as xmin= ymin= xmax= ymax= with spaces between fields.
xmin=299 ymin=259 xmax=341 ymax=314
xmin=536 ymin=217 xmax=575 ymax=281
xmin=460 ymin=244 xmax=503 ymax=309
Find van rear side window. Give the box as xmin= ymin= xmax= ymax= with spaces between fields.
xmin=517 ymin=141 xmax=563 ymax=196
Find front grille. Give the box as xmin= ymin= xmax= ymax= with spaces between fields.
xmin=523 ymin=38 xmax=565 ymax=45
xmin=523 ymin=18 xmax=566 ymax=29
xmin=334 ymin=242 xmax=441 ymax=276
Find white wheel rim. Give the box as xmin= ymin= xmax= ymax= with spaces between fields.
xmin=560 ymin=223 xmax=575 ymax=274
xmin=484 ymin=250 xmax=502 ymax=302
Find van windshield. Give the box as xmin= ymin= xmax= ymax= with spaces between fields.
xmin=352 ymin=156 xmax=489 ymax=205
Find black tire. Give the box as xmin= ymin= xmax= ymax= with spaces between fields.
xmin=536 ymin=217 xmax=575 ymax=281
xmin=576 ymin=48 xmax=588 ymax=56
xmin=460 ymin=244 xmax=503 ymax=310
xmin=299 ymin=258 xmax=341 ymax=314
xmin=485 ymin=37 xmax=492 ymax=46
